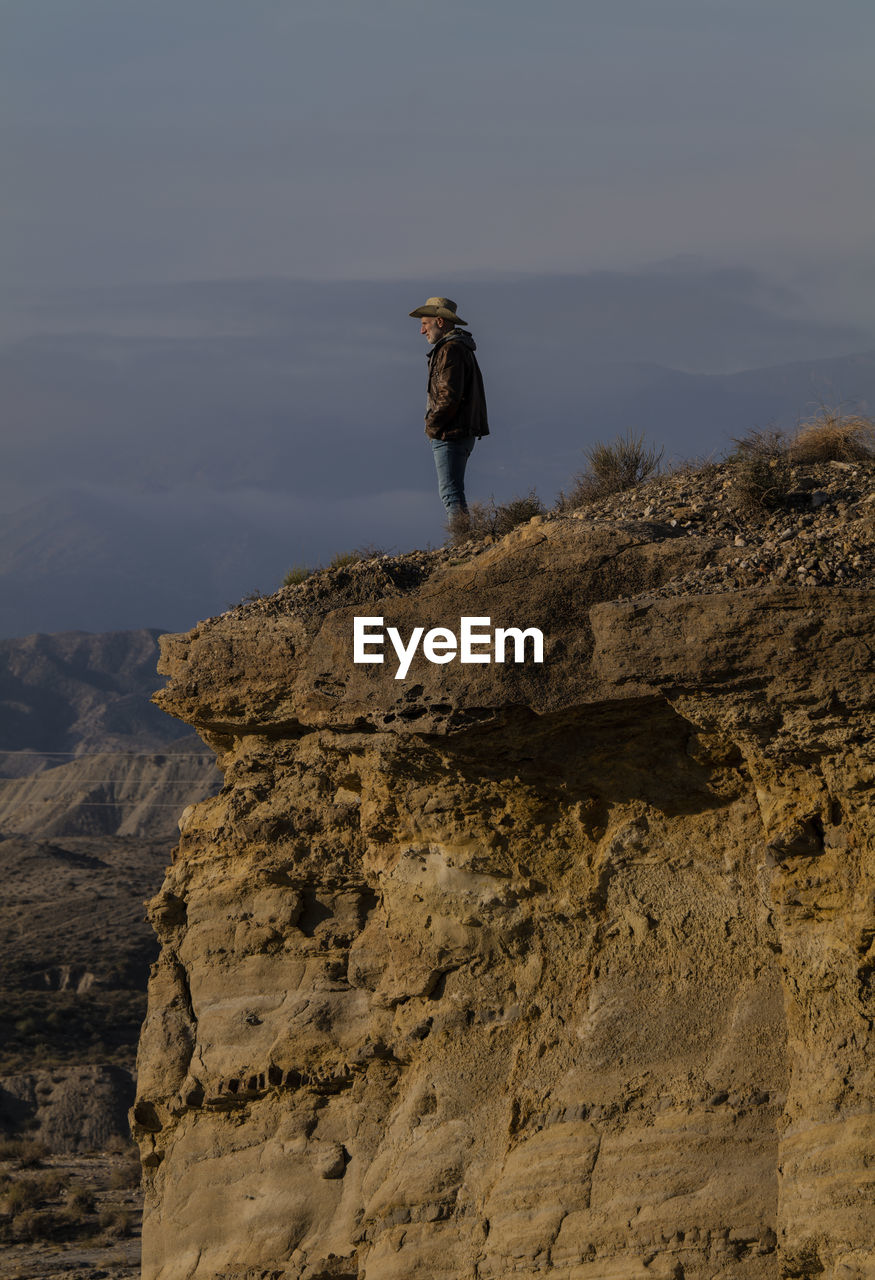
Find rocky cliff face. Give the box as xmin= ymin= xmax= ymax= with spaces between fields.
xmin=135 ymin=476 xmax=874 ymax=1280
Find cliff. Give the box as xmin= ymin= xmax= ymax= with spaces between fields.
xmin=134 ymin=462 xmax=874 ymax=1280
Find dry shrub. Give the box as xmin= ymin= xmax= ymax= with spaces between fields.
xmin=665 ymin=455 xmax=721 ymax=480
xmin=451 ymin=491 xmax=545 ymax=544
xmin=109 ymin=1159 xmax=141 ymax=1190
xmin=558 ymin=431 xmax=663 ymax=508
xmin=9 ymin=1208 xmax=44 ymax=1241
xmin=65 ymin=1184 xmax=96 ymax=1215
xmin=728 ymin=427 xmax=792 ymax=511
xmin=729 ymin=427 xmax=789 ymax=460
xmin=282 ymin=564 xmax=313 ymax=587
xmin=490 ymin=491 xmax=546 ymax=535
xmin=790 ymin=410 xmax=875 ymax=463
xmin=282 ymin=546 xmax=387 ymax=585
xmin=99 ymin=1207 xmax=134 ymax=1237
xmin=0 ymin=1139 xmax=48 ymax=1169
xmin=329 ymin=550 xmax=363 ymax=570
xmin=1 ymin=1171 xmax=64 ymax=1214
xmin=9 ymin=1206 xmax=67 ymax=1242
xmin=328 ymin=544 xmax=387 ymax=571
xmin=1 ymin=1180 xmax=34 ymax=1215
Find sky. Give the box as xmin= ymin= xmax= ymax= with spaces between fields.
xmin=1 ymin=1 xmax=875 ymax=636
xmin=3 ymin=0 xmax=874 ymax=291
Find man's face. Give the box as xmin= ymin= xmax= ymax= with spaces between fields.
xmin=420 ymin=315 xmax=444 ymax=344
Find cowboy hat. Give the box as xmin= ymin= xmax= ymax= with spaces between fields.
xmin=408 ymin=296 xmax=468 ymax=326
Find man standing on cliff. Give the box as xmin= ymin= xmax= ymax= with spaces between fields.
xmin=409 ymin=296 xmax=489 ymax=533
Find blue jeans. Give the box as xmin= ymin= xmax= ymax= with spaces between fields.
xmin=431 ymin=437 xmax=475 ymax=516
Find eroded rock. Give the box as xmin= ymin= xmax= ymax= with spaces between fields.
xmin=134 ymin=512 xmax=874 ymax=1279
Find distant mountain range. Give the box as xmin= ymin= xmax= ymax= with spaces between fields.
xmin=0 ymin=628 xmax=218 ymax=1117
xmin=0 ymin=629 xmax=194 ymax=764
xmin=2 ymin=270 xmax=874 ymax=636
xmin=0 ymin=348 xmax=872 ymax=636
xmin=0 ymin=629 xmax=220 ymax=837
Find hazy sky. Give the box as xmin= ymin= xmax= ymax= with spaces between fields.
xmin=3 ymin=1 xmax=875 ymax=637
xmin=3 ymin=0 xmax=874 ymax=291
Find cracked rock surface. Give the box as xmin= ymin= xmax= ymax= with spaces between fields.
xmin=135 ymin=480 xmax=874 ymax=1280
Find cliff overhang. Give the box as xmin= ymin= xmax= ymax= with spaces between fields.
xmin=136 ymin=509 xmax=874 ymax=1280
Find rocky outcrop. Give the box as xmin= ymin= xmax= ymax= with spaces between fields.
xmin=135 ymin=495 xmax=874 ymax=1279
xmin=0 ymin=1065 xmax=134 ymax=1153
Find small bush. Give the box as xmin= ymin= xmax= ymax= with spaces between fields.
xmin=99 ymin=1207 xmax=134 ymax=1237
xmin=108 ymin=1159 xmax=141 ymax=1190
xmin=0 ymin=1140 xmax=49 ymax=1170
xmin=2 ymin=1180 xmax=33 ymax=1214
xmin=282 ymin=564 xmax=314 ymax=587
xmin=10 ymin=1205 xmax=68 ymax=1242
xmin=1 ymin=1171 xmax=63 ymax=1214
xmin=559 ymin=431 xmax=663 ymax=507
xmin=328 ymin=544 xmax=386 ymax=571
xmin=34 ymin=1170 xmax=65 ymax=1201
xmin=492 ymin=491 xmax=546 ymax=535
xmin=790 ymin=410 xmax=875 ymax=463
xmin=451 ymin=491 xmax=545 ymax=544
xmin=729 ymin=426 xmax=789 ymax=461
xmin=10 ymin=1208 xmax=43 ymax=1241
xmin=728 ymin=428 xmax=793 ymax=511
xmin=105 ymin=1134 xmax=137 ymax=1156
xmin=329 ymin=550 xmax=361 ymax=569
xmin=665 ymin=454 xmax=721 ymax=479
xmin=65 ymin=1183 xmax=96 ymax=1215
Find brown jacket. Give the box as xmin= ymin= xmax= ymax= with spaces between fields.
xmin=424 ymin=330 xmax=489 ymax=441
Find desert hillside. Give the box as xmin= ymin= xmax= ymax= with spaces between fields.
xmin=0 ymin=629 xmax=197 ymax=769
xmin=0 ymin=630 xmax=220 ymax=1279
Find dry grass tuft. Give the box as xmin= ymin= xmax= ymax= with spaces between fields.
xmin=727 ymin=428 xmax=793 ymax=512
xmin=99 ymin=1206 xmax=135 ymax=1237
xmin=65 ymin=1183 xmax=97 ymax=1215
xmin=729 ymin=427 xmax=789 ymax=461
xmin=0 ymin=1139 xmax=48 ymax=1169
xmin=282 ymin=564 xmax=313 ymax=587
xmin=789 ymin=410 xmax=875 ymax=463
xmin=328 ymin=544 xmax=387 ymax=571
xmin=0 ymin=1170 xmax=64 ymax=1215
xmin=449 ymin=491 xmax=545 ymax=544
xmin=282 ymin=545 xmax=388 ymax=585
xmin=558 ymin=431 xmax=663 ymax=509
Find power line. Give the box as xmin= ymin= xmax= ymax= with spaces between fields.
xmin=0 ymin=801 xmax=211 ymax=809
xmin=0 ymin=751 xmax=215 ymax=759
xmin=0 ymin=779 xmax=218 ymax=785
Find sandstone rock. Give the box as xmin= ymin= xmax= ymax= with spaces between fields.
xmin=134 ymin=507 xmax=874 ymax=1279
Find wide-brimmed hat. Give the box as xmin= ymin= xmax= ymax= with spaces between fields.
xmin=408 ymin=296 xmax=468 ymax=326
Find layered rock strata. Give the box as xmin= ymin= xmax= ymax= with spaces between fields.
xmin=135 ymin=516 xmax=874 ymax=1280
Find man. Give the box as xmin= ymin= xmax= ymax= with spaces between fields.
xmin=409 ymin=296 xmax=489 ymax=529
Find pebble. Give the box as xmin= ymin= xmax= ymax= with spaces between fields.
xmin=223 ymin=457 xmax=875 ymax=623
xmin=569 ymin=458 xmax=875 ymax=602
